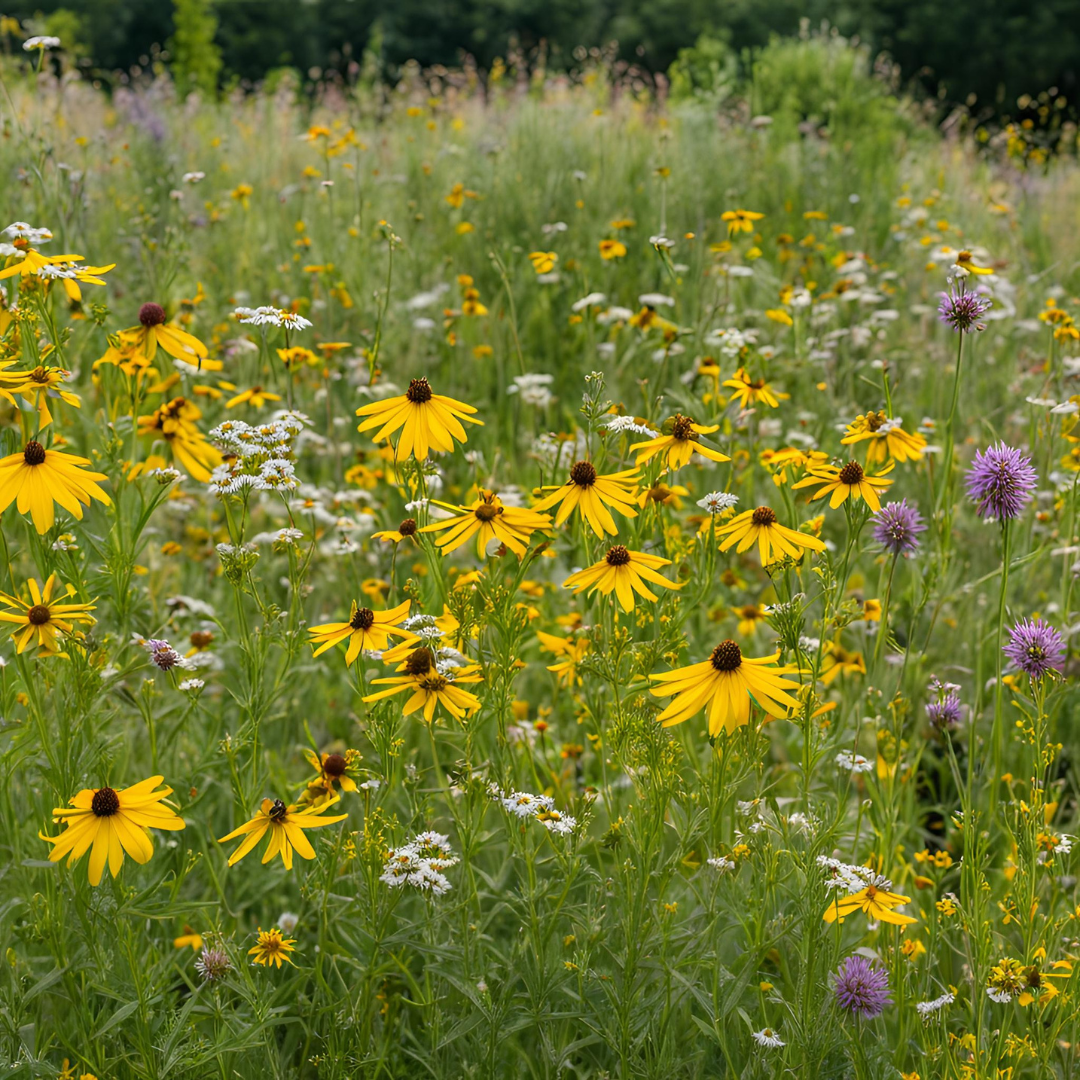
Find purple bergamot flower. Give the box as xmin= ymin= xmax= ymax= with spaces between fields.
xmin=925 ymin=677 xmax=963 ymax=730
xmin=965 ymin=443 xmax=1037 ymax=521
xmin=1003 ymin=618 xmax=1066 ymax=680
xmin=833 ymin=955 xmax=892 ymax=1019
xmin=938 ymin=287 xmax=992 ymax=332
xmin=871 ymin=499 xmax=927 ymax=557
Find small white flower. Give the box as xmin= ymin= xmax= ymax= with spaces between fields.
xmin=572 ymin=291 xmax=606 ymax=312
xmin=182 ymin=171 xmax=206 ymax=184
xmin=605 ymin=414 xmax=657 ymax=437
xmin=697 ymin=491 xmax=739 ymax=514
xmin=915 ymin=991 xmax=954 ymax=1016
xmin=23 ymin=35 xmax=61 ymax=50
xmin=278 ymin=911 xmax=300 ymax=934
xmin=178 ymin=678 xmax=205 ymax=692
xmin=835 ymin=751 xmax=875 ymax=773
xmin=752 ymin=1028 xmax=785 ymax=1048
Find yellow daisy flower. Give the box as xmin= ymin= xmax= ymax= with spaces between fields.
xmin=532 ymin=461 xmax=640 ymax=537
xmin=529 ymin=250 xmax=558 ymax=273
xmin=120 ymin=303 xmax=209 ymax=367
xmin=307 ymin=599 xmax=416 ymax=665
xmin=224 ymin=385 xmax=283 ymax=410
xmin=841 ymin=411 xmax=926 ymax=464
xmin=537 ymin=631 xmax=589 ymax=686
xmin=0 ymin=440 xmax=111 ymax=534
xmin=629 ymin=414 xmax=730 ymax=469
xmin=715 ymin=506 xmax=826 ymax=567
xmin=371 ymin=517 xmax=420 ymax=545
xmin=41 ymin=776 xmax=186 ymax=886
xmin=11 ymin=364 xmax=81 ymax=429
xmin=723 ymin=368 xmax=788 ymax=409
xmin=793 ymin=459 xmax=895 ymax=512
xmin=355 ymin=377 xmax=481 ymax=461
xmin=362 ymin=647 xmax=483 ymax=722
xmin=650 ymin=639 xmax=803 ymax=737
xmin=732 ymin=603 xmax=769 ymax=636
xmin=299 ymin=748 xmax=362 ymax=806
xmin=218 ymin=797 xmax=348 ymax=869
xmin=0 ymin=573 xmax=96 ymax=655
xmin=249 ymin=927 xmax=298 ymax=968
xmin=721 ymin=209 xmax=764 ymax=236
xmin=562 ymin=544 xmax=681 ymax=611
xmin=823 ymin=882 xmax=918 ymax=926
xmin=420 ymin=488 xmax=551 ymax=558
xmin=137 ymin=397 xmax=222 ymax=482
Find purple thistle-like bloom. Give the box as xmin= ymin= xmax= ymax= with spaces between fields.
xmin=833 ymin=955 xmax=892 ymax=1019
xmin=195 ymin=945 xmax=232 ymax=983
xmin=965 ymin=443 xmax=1037 ymax=521
xmin=144 ymin=637 xmax=185 ymax=671
xmin=938 ymin=287 xmax=992 ymax=332
xmin=926 ymin=677 xmax=964 ymax=730
xmin=1003 ymin=618 xmax=1066 ymax=680
xmin=871 ymin=499 xmax=927 ymax=557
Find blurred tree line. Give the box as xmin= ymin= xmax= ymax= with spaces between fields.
xmin=5 ymin=0 xmax=1079 ymax=116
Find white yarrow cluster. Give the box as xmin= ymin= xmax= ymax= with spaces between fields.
xmin=816 ymin=855 xmax=892 ymax=895
xmin=915 ymin=991 xmax=954 ymax=1016
xmin=498 ymin=790 xmax=577 ymax=835
xmin=380 ymin=831 xmax=459 ymax=896
xmin=835 ymin=751 xmax=875 ymax=773
xmin=207 ymin=414 xmax=307 ymax=496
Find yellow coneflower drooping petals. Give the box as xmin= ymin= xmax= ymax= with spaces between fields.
xmin=629 ymin=414 xmax=730 ymax=470
xmin=307 ymin=598 xmax=417 ymax=666
xmin=218 ymin=797 xmax=348 ymax=870
xmin=531 ymin=460 xmax=640 ymax=538
xmin=40 ymin=776 xmax=186 ymax=886
xmin=793 ymin=459 xmax=894 ymax=513
xmin=649 ymin=639 xmax=804 ymax=738
xmin=362 ymin=646 xmax=483 ymax=723
xmin=0 ymin=572 xmax=96 ymax=655
xmin=562 ymin=545 xmax=682 ymax=612
xmin=355 ymin=377 xmax=481 ymax=461
xmin=0 ymin=441 xmax=111 ymax=534
xmin=715 ymin=506 xmax=825 ymax=568
xmin=420 ymin=488 xmax=551 ymax=558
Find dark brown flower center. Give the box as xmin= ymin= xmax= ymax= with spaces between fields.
xmin=190 ymin=630 xmax=214 ymax=648
xmin=27 ymin=604 xmax=51 ymax=625
xmin=405 ymin=648 xmax=434 ymax=676
xmin=605 ymin=545 xmax=631 ymax=566
xmin=139 ymin=302 xmax=166 ymax=327
xmin=30 ymin=365 xmax=49 ymax=384
xmin=751 ymin=506 xmax=777 ymax=526
xmin=838 ymin=461 xmax=864 ymax=485
xmin=268 ymin=798 xmax=288 ymax=820
xmin=710 ymin=640 xmax=743 ymax=672
xmin=398 ymin=518 xmax=418 ymax=537
xmin=23 ymin=441 xmax=46 ymax=466
xmin=474 ymin=502 xmax=500 ymax=522
xmin=91 ymin=787 xmax=120 ymax=817
xmin=350 ymin=606 xmax=375 ymax=631
xmin=866 ymin=411 xmax=885 ymax=432
xmin=569 ymin=460 xmax=597 ymax=487
xmin=406 ymin=377 xmax=433 ymax=404
xmin=671 ymin=414 xmax=696 ymax=441
xmin=323 ymin=753 xmax=347 ymax=777
xmin=419 ymin=673 xmax=449 ymax=692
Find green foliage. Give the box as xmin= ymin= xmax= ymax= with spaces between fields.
xmin=666 ymin=31 xmax=738 ymax=105
xmin=169 ymin=0 xmax=221 ymax=97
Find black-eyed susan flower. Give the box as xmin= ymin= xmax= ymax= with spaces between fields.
xmin=0 ymin=573 xmax=96 ymax=655
xmin=41 ymin=776 xmax=186 ymax=886
xmin=721 ymin=209 xmax=764 ymax=236
xmin=0 ymin=440 xmax=110 ymax=534
xmin=307 ymin=599 xmax=416 ymax=665
xmin=823 ymin=879 xmax=918 ymax=926
xmin=537 ymin=631 xmax=589 ymax=686
xmin=218 ymin=797 xmax=348 ymax=869
xmin=793 ymin=459 xmax=894 ymax=512
xmin=224 ymin=384 xmax=283 ymax=410
xmin=841 ymin=411 xmax=926 ymax=464
xmin=715 ymin=506 xmax=826 ymax=567
xmin=355 ymin=377 xmax=481 ymax=461
xmin=371 ymin=517 xmax=420 ymax=546
xmin=759 ymin=446 xmax=829 ymax=486
xmin=598 ymin=239 xmax=627 ymax=260
xmin=362 ymin=647 xmax=483 ymax=722
xmin=419 ymin=488 xmax=551 ymax=557
xmin=249 ymin=927 xmax=297 ymax=968
xmin=137 ymin=397 xmax=222 ymax=482
xmin=173 ymin=926 xmax=203 ymax=950
xmin=12 ymin=365 xmax=81 ymax=428
xmin=532 ymin=460 xmax=640 ymax=537
xmin=732 ymin=603 xmax=768 ymax=636
xmin=529 ymin=250 xmax=558 ymax=273
xmin=562 ymin=545 xmax=681 ymax=612
xmin=820 ymin=638 xmax=867 ymax=684
xmin=650 ymin=639 xmax=803 ymax=736
xmin=119 ymin=302 xmax=209 ymax=368
xmin=300 ymin=748 xmax=362 ymax=806
xmin=723 ymin=368 xmax=788 ymax=409
xmin=629 ymin=414 xmax=730 ymax=469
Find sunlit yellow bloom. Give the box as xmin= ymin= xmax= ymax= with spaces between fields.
xmin=9 ymin=364 xmax=81 ymax=428
xmin=793 ymin=459 xmax=894 ymax=512
xmin=225 ymin=385 xmax=282 ymax=409
xmin=137 ymin=397 xmax=222 ymax=482
xmin=599 ymin=239 xmax=627 ymax=260
xmin=723 ymin=367 xmax=788 ymax=409
xmin=363 ymin=647 xmax=483 ymax=722
xmin=820 ymin=638 xmax=867 ymax=684
xmin=119 ymin=303 xmax=209 ymax=368
xmin=0 ymin=573 xmax=95 ymax=655
xmin=529 ymin=251 xmax=558 ymax=273
xmin=841 ymin=411 xmax=926 ymax=464
xmin=532 ymin=461 xmax=640 ymax=537
xmin=371 ymin=517 xmax=420 ymax=545
xmin=249 ymin=927 xmax=297 ymax=968
xmin=650 ymin=639 xmax=802 ymax=737
xmin=733 ymin=603 xmax=768 ymax=636
xmin=356 ymin=377 xmax=481 ymax=461
xmin=638 ymin=481 xmax=689 ymax=509
xmin=299 ymin=748 xmax=362 ymax=806
xmin=173 ymin=926 xmax=203 ymax=950
xmin=955 ymin=249 xmax=994 ymax=275
xmin=562 ymin=545 xmax=681 ymax=611
xmin=307 ymin=598 xmax=416 ymax=665
xmin=41 ymin=776 xmax=186 ymax=886
xmin=218 ymin=797 xmax=347 ymax=869
xmin=1017 ymin=959 xmax=1072 ymax=1006
xmin=630 ymin=414 xmax=730 ymax=468
xmin=721 ymin=209 xmax=764 ymax=236
xmin=445 ymin=182 xmax=479 ymax=208
xmin=538 ymin=631 xmax=589 ymax=686
xmin=277 ymin=345 xmax=319 ymax=368
xmin=420 ymin=488 xmax=551 ymax=557
xmin=715 ymin=506 xmax=826 ymax=567
xmin=0 ymin=241 xmax=115 ymax=290
xmin=0 ymin=440 xmax=111 ymax=534
xmin=759 ymin=447 xmax=829 ymax=486
xmin=823 ymin=882 xmax=918 ymax=925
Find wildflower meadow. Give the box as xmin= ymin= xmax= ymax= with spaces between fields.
xmin=3 ymin=27 xmax=1080 ymax=1080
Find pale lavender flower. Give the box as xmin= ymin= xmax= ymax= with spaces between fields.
xmin=938 ymin=287 xmax=991 ymax=332
xmin=871 ymin=499 xmax=926 ymax=556
xmin=1003 ymin=618 xmax=1066 ymax=680
xmin=195 ymin=946 xmax=232 ymax=983
xmin=833 ymin=955 xmax=892 ymax=1019
xmin=965 ymin=444 xmax=1037 ymax=520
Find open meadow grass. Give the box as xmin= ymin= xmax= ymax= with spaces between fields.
xmin=2 ymin=33 xmax=1080 ymax=1080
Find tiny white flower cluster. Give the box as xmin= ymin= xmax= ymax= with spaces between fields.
xmin=3 ymin=222 xmax=53 ymax=243
xmin=986 ymin=986 xmax=1013 ymax=1004
xmin=498 ymin=790 xmax=577 ymax=836
xmin=835 ymin=751 xmax=875 ymax=773
xmin=816 ymin=855 xmax=892 ymax=895
xmin=507 ymin=373 xmax=556 ymax=408
xmin=380 ymin=831 xmax=459 ymax=896
xmin=605 ymin=414 xmax=657 ymax=437
xmin=23 ymin=35 xmax=61 ymax=50
xmin=233 ymin=305 xmax=313 ymax=330
xmin=707 ymin=855 xmax=736 ymax=873
xmin=915 ymin=991 xmax=954 ymax=1016
xmin=708 ymin=326 xmax=758 ymax=357
xmin=207 ymin=414 xmax=308 ymax=497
